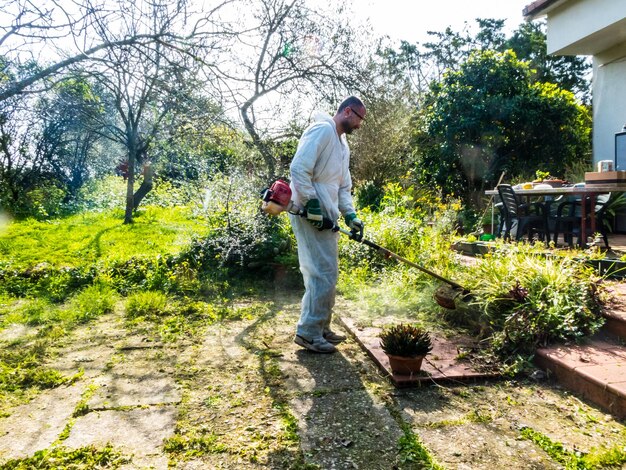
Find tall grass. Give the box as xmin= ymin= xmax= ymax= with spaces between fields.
xmin=338 ymin=183 xmax=466 ymax=320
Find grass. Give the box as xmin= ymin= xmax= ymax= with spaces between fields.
xmin=0 ymin=283 xmax=117 ymax=410
xmin=0 ymin=444 xmax=130 ymax=469
xmin=397 ymin=427 xmax=445 ymax=469
xmin=520 ymin=426 xmax=626 ymax=469
xmin=0 ymin=206 xmax=207 ymax=269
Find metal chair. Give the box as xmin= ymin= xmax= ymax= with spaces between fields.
xmin=497 ymin=184 xmax=550 ymax=242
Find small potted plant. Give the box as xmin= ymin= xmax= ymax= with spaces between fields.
xmin=379 ymin=323 xmax=433 ymax=375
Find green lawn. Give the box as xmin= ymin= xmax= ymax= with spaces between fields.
xmin=0 ymin=206 xmax=208 ymax=269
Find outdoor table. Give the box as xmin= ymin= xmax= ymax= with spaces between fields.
xmin=484 ymin=184 xmax=626 ymax=247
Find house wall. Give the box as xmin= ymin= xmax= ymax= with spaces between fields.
xmin=531 ymin=0 xmax=626 ymax=231
xmin=541 ymin=0 xmax=626 ymax=166
xmin=545 ymin=0 xmax=626 ymax=55
xmin=594 ymin=45 xmax=626 ymax=231
xmin=593 ymin=45 xmax=626 ymax=164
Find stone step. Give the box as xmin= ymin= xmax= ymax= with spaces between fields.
xmin=601 ymin=281 xmax=626 ymax=340
xmin=535 ymin=334 xmax=626 ymax=419
xmin=603 ymin=305 xmax=626 ymax=341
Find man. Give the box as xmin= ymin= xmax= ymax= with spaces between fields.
xmin=289 ymin=96 xmax=366 ymax=353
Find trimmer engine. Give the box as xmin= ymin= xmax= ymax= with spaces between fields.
xmin=261 ymin=180 xmax=299 ymax=215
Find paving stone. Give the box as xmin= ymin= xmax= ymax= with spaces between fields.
xmin=289 ymin=389 xmax=402 ymax=470
xmin=0 ymin=383 xmax=84 ymax=462
xmin=64 ymin=407 xmax=177 ymax=464
xmin=416 ymin=424 xmax=560 ymax=470
xmin=0 ymin=323 xmax=39 ymax=342
xmin=47 ymin=343 xmax=117 ymax=379
xmin=278 ymin=345 xmax=368 ymax=393
xmin=88 ymin=373 xmax=181 ymax=409
xmin=116 ymin=337 xmax=163 ymax=350
xmin=195 ymin=321 xmax=255 ymax=369
xmin=540 ymin=340 xmax=626 ymax=364
xmin=535 ymin=353 xmax=626 ymax=419
xmin=575 ymin=362 xmax=626 ymax=386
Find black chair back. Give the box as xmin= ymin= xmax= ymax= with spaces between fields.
xmin=496 ymin=184 xmax=549 ymax=242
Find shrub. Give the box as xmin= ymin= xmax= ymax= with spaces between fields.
xmin=125 ymin=291 xmax=169 ymax=319
xmin=180 ymin=173 xmax=293 ymax=274
xmin=0 ymin=263 xmax=97 ymax=302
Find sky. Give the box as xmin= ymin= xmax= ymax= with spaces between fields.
xmin=357 ymin=0 xmax=534 ymax=44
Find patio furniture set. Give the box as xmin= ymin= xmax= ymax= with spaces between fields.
xmin=485 ymin=183 xmax=622 ymax=248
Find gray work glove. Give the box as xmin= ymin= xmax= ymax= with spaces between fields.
xmin=345 ymin=212 xmax=364 ymax=240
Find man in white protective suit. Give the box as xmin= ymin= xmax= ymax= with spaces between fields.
xmin=289 ymin=96 xmax=366 ymax=353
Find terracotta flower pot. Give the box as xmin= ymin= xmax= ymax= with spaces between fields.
xmin=386 ymin=354 xmax=425 ymax=375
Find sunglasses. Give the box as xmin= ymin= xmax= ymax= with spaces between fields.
xmin=349 ymin=107 xmax=365 ymax=121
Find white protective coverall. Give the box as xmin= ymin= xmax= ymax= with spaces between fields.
xmin=289 ymin=112 xmax=355 ymax=341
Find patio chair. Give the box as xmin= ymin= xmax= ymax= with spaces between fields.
xmin=551 ymin=194 xmax=611 ymax=248
xmin=497 ymin=184 xmax=550 ymax=242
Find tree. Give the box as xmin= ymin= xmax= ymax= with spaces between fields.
xmin=35 ymin=77 xmax=105 ymax=197
xmin=413 ymin=50 xmax=591 ymax=207
xmin=0 ymin=0 xmax=226 ymax=103
xmin=73 ymin=0 xmax=228 ymax=223
xmin=378 ymin=18 xmax=590 ymax=106
xmin=349 ymin=89 xmax=414 ymax=188
xmin=150 ymin=95 xmax=241 ymax=185
xmin=0 ymin=92 xmax=39 ymax=212
xmin=506 ymin=21 xmax=591 ymax=103
xmin=215 ymin=0 xmax=363 ymax=179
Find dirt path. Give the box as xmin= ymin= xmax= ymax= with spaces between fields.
xmin=0 ymin=291 xmax=624 ymax=469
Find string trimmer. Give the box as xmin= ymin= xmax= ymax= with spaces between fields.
xmin=261 ymin=180 xmax=471 ymax=309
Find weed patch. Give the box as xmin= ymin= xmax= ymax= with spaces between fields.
xmin=520 ymin=426 xmax=626 ymax=469
xmin=163 ymin=432 xmax=228 ymax=459
xmin=0 ymin=444 xmax=130 ymax=469
xmin=0 ymin=341 xmax=82 ymax=395
xmin=68 ymin=284 xmax=117 ymax=323
xmin=125 ymin=291 xmax=169 ymax=319
xmin=397 ymin=428 xmax=445 ymax=469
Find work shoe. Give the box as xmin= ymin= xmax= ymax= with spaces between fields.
xmin=323 ymin=330 xmax=347 ymax=344
xmin=294 ymin=335 xmax=337 ymax=353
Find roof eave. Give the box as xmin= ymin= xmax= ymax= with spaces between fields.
xmin=523 ymin=0 xmax=570 ymax=20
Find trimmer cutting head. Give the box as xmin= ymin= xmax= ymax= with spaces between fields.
xmin=433 ymin=285 xmax=467 ymax=310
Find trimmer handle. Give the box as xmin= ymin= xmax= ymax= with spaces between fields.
xmin=299 ymin=209 xmax=339 ymax=231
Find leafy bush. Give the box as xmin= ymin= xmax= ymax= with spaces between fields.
xmin=23 ymin=186 xmax=68 ymax=220
xmin=0 ymin=263 xmax=97 ymax=302
xmin=75 ymin=176 xmax=126 ymax=212
xmin=339 ymin=183 xmax=462 ymax=288
xmin=355 ymin=180 xmax=384 ymax=210
xmin=179 ymin=173 xmax=293 ymax=274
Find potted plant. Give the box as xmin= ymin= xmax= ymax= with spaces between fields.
xmin=379 ymin=323 xmax=433 ymax=375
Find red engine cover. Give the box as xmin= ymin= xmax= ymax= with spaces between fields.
xmin=269 ymin=180 xmax=292 ymax=207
